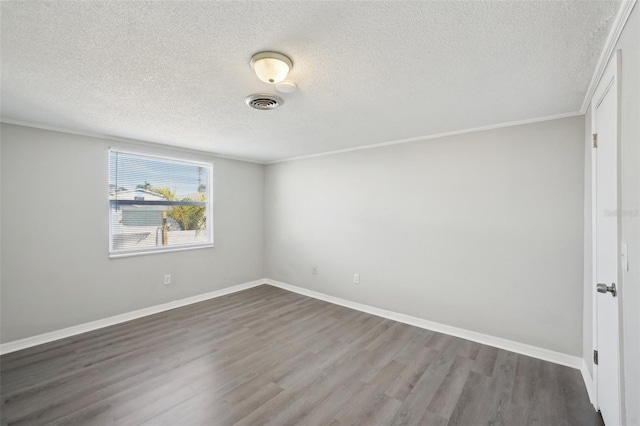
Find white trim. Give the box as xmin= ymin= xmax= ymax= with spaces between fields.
xmin=0 ymin=119 xmax=265 ymax=165
xmin=582 ymin=360 xmax=597 ymax=408
xmin=580 ymin=0 xmax=637 ymax=114
xmin=109 ymin=146 xmax=215 ymax=169
xmin=590 ymin=50 xmax=623 ymax=419
xmin=266 ymin=111 xmax=583 ymax=164
xmin=265 ymin=279 xmax=583 ymax=369
xmin=591 ymin=107 xmax=600 ymax=409
xmin=0 ymin=279 xmax=265 ymax=355
xmin=1 ymin=278 xmax=587 ymax=373
xmin=2 ymin=113 xmax=584 ymax=167
xmin=108 ymin=243 xmax=215 ymax=259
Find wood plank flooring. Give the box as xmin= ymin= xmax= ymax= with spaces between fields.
xmin=1 ymin=285 xmax=601 ymax=425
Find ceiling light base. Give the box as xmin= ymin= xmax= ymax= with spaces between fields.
xmin=276 ymin=80 xmax=297 ymax=93
xmin=250 ymin=51 xmax=293 ymax=84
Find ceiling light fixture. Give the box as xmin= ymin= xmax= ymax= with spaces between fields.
xmin=250 ymin=51 xmax=292 ymax=84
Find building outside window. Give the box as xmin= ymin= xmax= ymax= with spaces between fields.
xmin=109 ymin=149 xmax=213 ymax=257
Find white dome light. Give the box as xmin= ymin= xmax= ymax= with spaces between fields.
xmin=250 ymin=51 xmax=292 ymax=84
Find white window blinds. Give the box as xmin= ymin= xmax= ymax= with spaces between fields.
xmin=109 ymin=149 xmax=213 ymax=257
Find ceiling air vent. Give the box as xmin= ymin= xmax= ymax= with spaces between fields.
xmin=244 ymin=94 xmax=283 ymax=110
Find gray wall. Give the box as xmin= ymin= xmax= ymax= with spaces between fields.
xmin=0 ymin=123 xmax=265 ymax=343
xmin=265 ymin=116 xmax=585 ymax=356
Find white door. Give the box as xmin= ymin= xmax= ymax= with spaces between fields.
xmin=593 ymin=52 xmax=621 ymax=426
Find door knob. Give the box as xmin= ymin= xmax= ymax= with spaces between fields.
xmin=597 ymin=283 xmax=617 ymax=297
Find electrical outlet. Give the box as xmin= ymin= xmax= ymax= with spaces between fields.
xmin=311 ymin=267 xmax=317 ymax=275
xmin=164 ymin=274 xmax=171 ymax=285
xmin=353 ymin=273 xmax=360 ymax=284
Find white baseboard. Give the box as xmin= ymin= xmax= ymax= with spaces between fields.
xmin=0 ymin=279 xmax=265 ymax=355
xmin=265 ymin=279 xmax=583 ymax=370
xmin=581 ymin=360 xmax=597 ymax=408
xmin=1 ymin=277 xmax=585 ymax=373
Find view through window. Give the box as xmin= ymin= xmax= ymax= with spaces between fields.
xmin=109 ymin=149 xmax=213 ymax=257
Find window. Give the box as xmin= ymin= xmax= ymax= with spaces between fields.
xmin=109 ymin=149 xmax=213 ymax=257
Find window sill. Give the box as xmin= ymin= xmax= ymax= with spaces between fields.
xmin=109 ymin=243 xmax=214 ymax=259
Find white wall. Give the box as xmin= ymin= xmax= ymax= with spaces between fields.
xmin=0 ymin=123 xmax=264 ymax=343
xmin=265 ymin=116 xmax=585 ymax=356
xmin=615 ymin=4 xmax=639 ymax=423
xmin=582 ymin=5 xmax=640 ymax=423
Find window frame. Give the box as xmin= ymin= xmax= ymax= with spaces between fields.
xmin=108 ymin=147 xmax=214 ymax=258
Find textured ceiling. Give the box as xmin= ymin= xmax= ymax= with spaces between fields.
xmin=1 ymin=1 xmax=620 ymax=162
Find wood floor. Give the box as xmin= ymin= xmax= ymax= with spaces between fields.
xmin=1 ymin=285 xmax=601 ymax=426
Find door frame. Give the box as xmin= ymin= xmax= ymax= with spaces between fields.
xmin=590 ymin=49 xmax=625 ymax=421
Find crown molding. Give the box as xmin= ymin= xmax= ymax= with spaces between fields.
xmin=580 ymin=0 xmax=637 ymax=113
xmin=3 ymin=3 xmax=634 ymax=165
xmin=0 ymin=118 xmax=266 ymax=165
xmin=266 ymin=111 xmax=583 ymax=164
xmin=4 ymin=111 xmax=584 ymax=166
